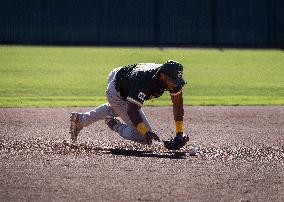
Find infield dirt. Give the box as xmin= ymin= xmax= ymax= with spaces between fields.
xmin=0 ymin=106 xmax=283 ymax=201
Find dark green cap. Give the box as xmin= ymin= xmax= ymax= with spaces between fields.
xmin=160 ymin=60 xmax=187 ymax=87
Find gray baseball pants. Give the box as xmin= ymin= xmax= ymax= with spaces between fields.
xmin=77 ymin=68 xmax=152 ymax=144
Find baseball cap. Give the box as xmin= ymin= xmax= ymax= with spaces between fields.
xmin=160 ymin=60 xmax=187 ymax=87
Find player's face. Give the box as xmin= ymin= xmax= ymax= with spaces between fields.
xmin=160 ymin=73 xmax=177 ymax=90
xmin=165 ymin=76 xmax=177 ymax=90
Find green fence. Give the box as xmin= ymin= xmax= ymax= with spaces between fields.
xmin=0 ymin=0 xmax=283 ymax=46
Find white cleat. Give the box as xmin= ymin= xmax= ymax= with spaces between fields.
xmin=69 ymin=112 xmax=83 ymax=143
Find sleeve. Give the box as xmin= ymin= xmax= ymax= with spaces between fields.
xmin=127 ymin=84 xmax=149 ymax=107
xmin=169 ymin=86 xmax=183 ymax=96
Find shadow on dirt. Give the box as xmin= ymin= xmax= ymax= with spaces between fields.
xmin=0 ymin=139 xmax=191 ymax=159
xmin=107 ymin=148 xmax=188 ymax=159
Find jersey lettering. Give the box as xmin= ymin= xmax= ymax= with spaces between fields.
xmin=138 ymin=92 xmax=146 ymax=100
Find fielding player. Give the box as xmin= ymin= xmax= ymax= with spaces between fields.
xmin=69 ymin=60 xmax=189 ymax=150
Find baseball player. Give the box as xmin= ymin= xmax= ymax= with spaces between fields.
xmin=69 ymin=60 xmax=189 ymax=150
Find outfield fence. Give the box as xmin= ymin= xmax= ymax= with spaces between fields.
xmin=0 ymin=0 xmax=283 ymax=47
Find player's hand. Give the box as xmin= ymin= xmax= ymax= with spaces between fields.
xmin=145 ymin=131 xmax=160 ymax=145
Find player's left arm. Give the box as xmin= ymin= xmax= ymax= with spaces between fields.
xmin=170 ymin=91 xmax=184 ymax=135
xmin=164 ymin=88 xmax=189 ymax=150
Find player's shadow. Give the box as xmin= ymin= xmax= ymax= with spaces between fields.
xmin=61 ymin=142 xmax=189 ymax=159
xmin=106 ymin=148 xmax=187 ymax=159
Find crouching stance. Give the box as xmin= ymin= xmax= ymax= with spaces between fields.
xmin=69 ymin=60 xmax=189 ymax=149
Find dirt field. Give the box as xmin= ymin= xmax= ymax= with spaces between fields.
xmin=0 ymin=106 xmax=283 ymax=202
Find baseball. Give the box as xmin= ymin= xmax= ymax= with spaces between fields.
xmin=188 ymin=147 xmax=197 ymax=156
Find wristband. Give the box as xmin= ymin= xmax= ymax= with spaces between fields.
xmin=137 ymin=122 xmax=149 ymax=135
xmin=175 ymin=121 xmax=184 ymax=133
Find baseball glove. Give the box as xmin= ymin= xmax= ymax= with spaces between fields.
xmin=163 ymin=134 xmax=189 ymax=150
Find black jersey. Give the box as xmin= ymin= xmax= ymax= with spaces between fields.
xmin=115 ymin=63 xmax=184 ymax=107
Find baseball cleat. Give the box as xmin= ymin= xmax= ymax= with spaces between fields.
xmin=69 ymin=112 xmax=83 ymax=143
xmin=105 ymin=116 xmax=119 ymax=131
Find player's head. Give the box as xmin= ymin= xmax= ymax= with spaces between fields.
xmin=159 ymin=60 xmax=186 ymax=89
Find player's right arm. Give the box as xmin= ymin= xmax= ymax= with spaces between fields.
xmin=127 ymin=102 xmax=144 ymax=127
xmin=127 ymin=98 xmax=160 ymax=144
xmin=126 ymin=84 xmax=148 ymax=133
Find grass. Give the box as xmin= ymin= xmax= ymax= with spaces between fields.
xmin=0 ymin=45 xmax=283 ymax=107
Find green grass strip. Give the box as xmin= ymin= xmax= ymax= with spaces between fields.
xmin=1 ymin=46 xmax=283 ymax=107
